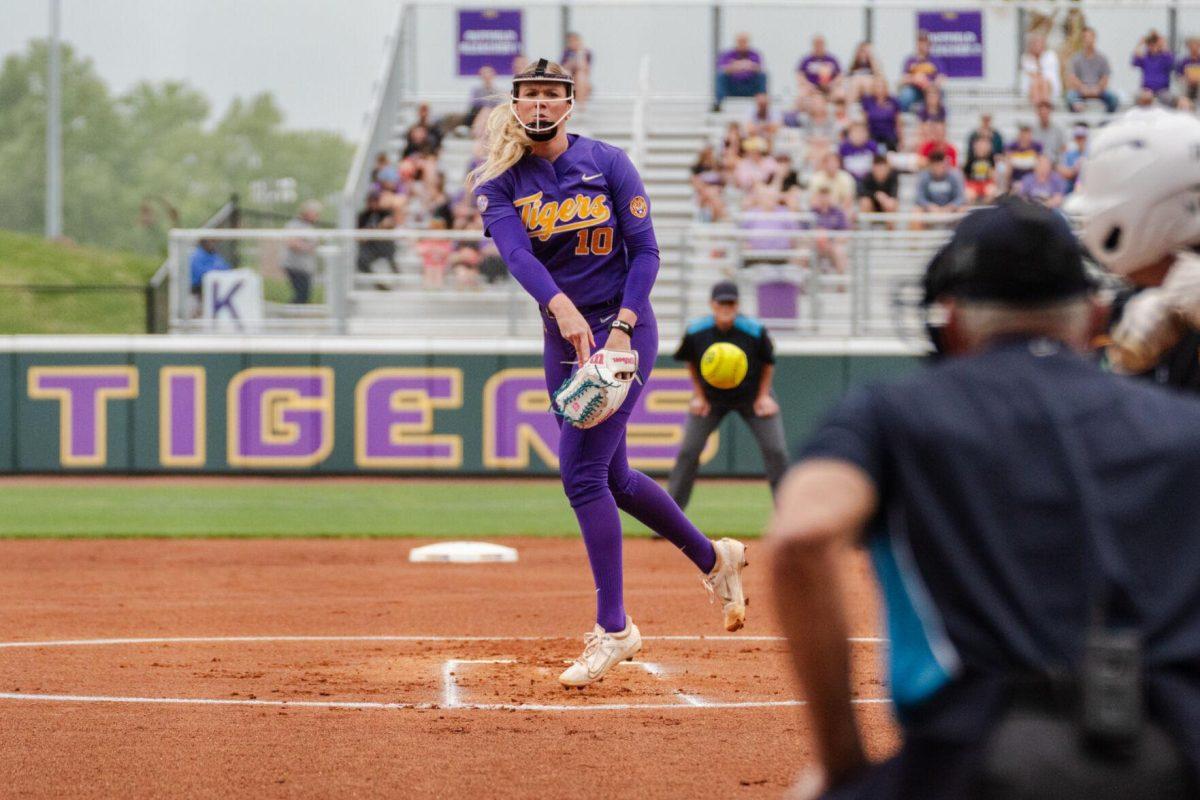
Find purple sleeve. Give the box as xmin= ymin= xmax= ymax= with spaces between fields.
xmin=478 ymin=176 xmax=562 ymax=307
xmin=487 ymin=216 xmax=562 ymax=307
xmin=604 ymin=146 xmax=659 ymax=319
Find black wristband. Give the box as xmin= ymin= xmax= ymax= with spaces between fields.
xmin=609 ymin=319 xmax=634 ymax=337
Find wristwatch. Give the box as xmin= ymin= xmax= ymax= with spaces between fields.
xmin=609 ymin=319 xmax=634 ymax=337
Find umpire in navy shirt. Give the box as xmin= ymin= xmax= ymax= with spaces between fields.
xmin=768 ymin=199 xmax=1199 ymax=799
xmin=667 ymin=280 xmax=788 ymax=509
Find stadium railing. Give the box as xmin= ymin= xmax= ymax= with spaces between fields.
xmin=165 ymin=214 xmax=967 ymax=341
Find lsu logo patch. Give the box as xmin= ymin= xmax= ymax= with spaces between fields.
xmin=476 ymin=193 xmax=488 ymax=213
xmin=629 ymin=195 xmax=648 ymax=219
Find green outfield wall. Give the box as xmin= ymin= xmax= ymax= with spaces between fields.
xmin=0 ymin=339 xmax=919 ymax=474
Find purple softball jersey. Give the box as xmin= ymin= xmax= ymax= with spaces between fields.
xmin=477 ymin=134 xmax=657 ymax=318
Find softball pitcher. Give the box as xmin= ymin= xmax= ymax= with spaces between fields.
xmin=468 ymin=59 xmax=748 ymax=688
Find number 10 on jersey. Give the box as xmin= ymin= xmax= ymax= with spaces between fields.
xmin=574 ymin=227 xmax=614 ymax=256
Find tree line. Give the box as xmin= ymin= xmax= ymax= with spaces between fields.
xmin=0 ymin=40 xmax=354 ymax=257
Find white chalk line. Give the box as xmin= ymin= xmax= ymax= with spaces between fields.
xmin=0 ymin=635 xmax=891 ymax=713
xmin=0 ymin=634 xmax=886 ymax=649
xmin=0 ymin=692 xmax=892 ymax=713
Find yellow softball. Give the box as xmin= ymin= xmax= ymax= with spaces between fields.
xmin=700 ymin=342 xmax=749 ymax=390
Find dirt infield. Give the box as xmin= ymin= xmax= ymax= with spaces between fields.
xmin=0 ymin=538 xmax=897 ymax=799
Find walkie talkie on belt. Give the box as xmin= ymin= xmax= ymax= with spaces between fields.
xmin=1080 ymin=625 xmax=1143 ymax=755
xmin=1031 ymin=381 xmax=1147 ymax=758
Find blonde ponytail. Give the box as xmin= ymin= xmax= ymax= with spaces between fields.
xmin=466 ymin=103 xmax=532 ymax=191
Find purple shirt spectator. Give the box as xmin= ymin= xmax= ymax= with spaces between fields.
xmin=861 ymin=94 xmax=901 ymax=144
xmin=798 ymin=54 xmax=841 ymax=88
xmin=1018 ymin=170 xmax=1068 ymax=203
xmin=838 ymin=140 xmax=881 ymax=181
xmin=918 ymin=105 xmax=947 ymax=124
xmin=811 ymin=204 xmax=848 ymax=231
xmin=740 ymin=212 xmax=799 ymax=252
xmin=902 ymin=55 xmax=945 ymax=84
xmin=1133 ymin=51 xmax=1174 ymax=91
xmin=718 ymin=47 xmax=764 ymax=80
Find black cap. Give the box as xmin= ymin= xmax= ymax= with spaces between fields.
xmin=711 ymin=280 xmax=739 ymax=302
xmin=923 ymin=198 xmax=1095 ymax=306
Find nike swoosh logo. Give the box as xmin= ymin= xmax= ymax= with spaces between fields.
xmin=582 ymin=173 xmax=603 ymax=182
xmin=600 ymin=314 xmax=615 ymax=323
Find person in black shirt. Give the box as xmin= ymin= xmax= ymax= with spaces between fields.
xmin=355 ymin=189 xmax=396 ymax=274
xmin=856 ymin=154 xmax=898 ymax=214
xmin=667 ymin=280 xmax=788 ymax=509
xmin=768 ymin=200 xmax=1198 ymax=799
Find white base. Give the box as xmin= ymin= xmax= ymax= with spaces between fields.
xmin=408 ymin=541 xmax=518 ymax=564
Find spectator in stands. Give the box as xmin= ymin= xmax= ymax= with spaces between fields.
xmin=691 ymin=144 xmax=728 ymax=222
xmin=772 ymin=152 xmax=803 ymax=209
xmin=857 ymin=154 xmax=899 ymax=214
xmin=861 ymin=76 xmax=902 ymax=151
xmin=1058 ymin=123 xmax=1089 ymax=192
xmin=918 ymin=120 xmax=958 ymax=167
xmin=809 ymin=151 xmax=857 ymax=215
xmin=465 ymin=66 xmax=503 ymax=129
xmin=402 ymin=124 xmax=439 ymax=159
xmin=898 ymin=30 xmax=945 ymax=112
xmin=1020 ymin=32 xmax=1061 ymax=107
xmin=282 ymin=200 xmax=322 ymax=304
xmin=406 ymin=104 xmax=442 ymax=152
xmin=830 ymin=97 xmax=853 ymax=137
xmin=1133 ymin=30 xmax=1175 ymax=104
xmin=561 ymin=32 xmax=593 ymax=110
xmin=355 ymin=189 xmax=397 ymax=275
xmin=1176 ymin=36 xmax=1200 ymax=103
xmin=1031 ymin=100 xmax=1066 ymax=162
xmin=189 ymin=239 xmax=231 ymax=305
xmin=418 ymin=170 xmax=453 ymax=229
xmin=914 ymin=151 xmax=965 ymax=221
xmin=746 ymin=92 xmax=783 ymax=139
xmin=1018 ymin=154 xmax=1068 ymax=209
xmin=734 ymin=136 xmax=779 ymax=193
xmin=801 ymin=93 xmax=839 ymax=161
xmin=740 ymin=186 xmax=800 ymax=268
xmin=510 ymin=54 xmax=528 ymax=76
xmin=797 ymin=35 xmax=841 ymax=98
xmin=917 ymin=85 xmax=947 ymax=136
xmin=808 ymin=186 xmax=850 ymax=274
xmin=838 ymin=121 xmax=881 ymax=184
xmin=964 ymin=112 xmax=1004 ymax=162
xmin=720 ymin=121 xmax=745 ymax=173
xmin=1066 ymin=27 xmax=1118 ymax=112
xmin=417 ymin=219 xmax=454 ymax=289
xmin=1005 ymin=124 xmax=1043 ymax=184
xmin=370 ymin=152 xmax=393 ymax=183
xmin=845 ymin=41 xmax=883 ymax=103
xmin=963 ymin=136 xmax=998 ymax=204
xmin=715 ymin=33 xmax=767 ymax=110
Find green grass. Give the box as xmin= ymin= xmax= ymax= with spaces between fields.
xmin=0 ymin=479 xmax=774 ymax=539
xmin=0 ymin=229 xmax=161 ymax=334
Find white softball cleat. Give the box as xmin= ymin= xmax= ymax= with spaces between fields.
xmin=558 ymin=616 xmax=642 ymax=688
xmin=703 ymin=538 xmax=749 ymax=632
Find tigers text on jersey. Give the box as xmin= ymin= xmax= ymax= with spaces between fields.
xmin=477 ymin=134 xmax=653 ymax=311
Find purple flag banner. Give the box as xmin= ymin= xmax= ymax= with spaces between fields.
xmin=917 ymin=10 xmax=984 ymax=79
xmin=458 ymin=9 xmax=523 ymax=76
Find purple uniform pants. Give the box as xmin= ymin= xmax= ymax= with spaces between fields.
xmin=543 ymin=302 xmax=717 ymax=632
